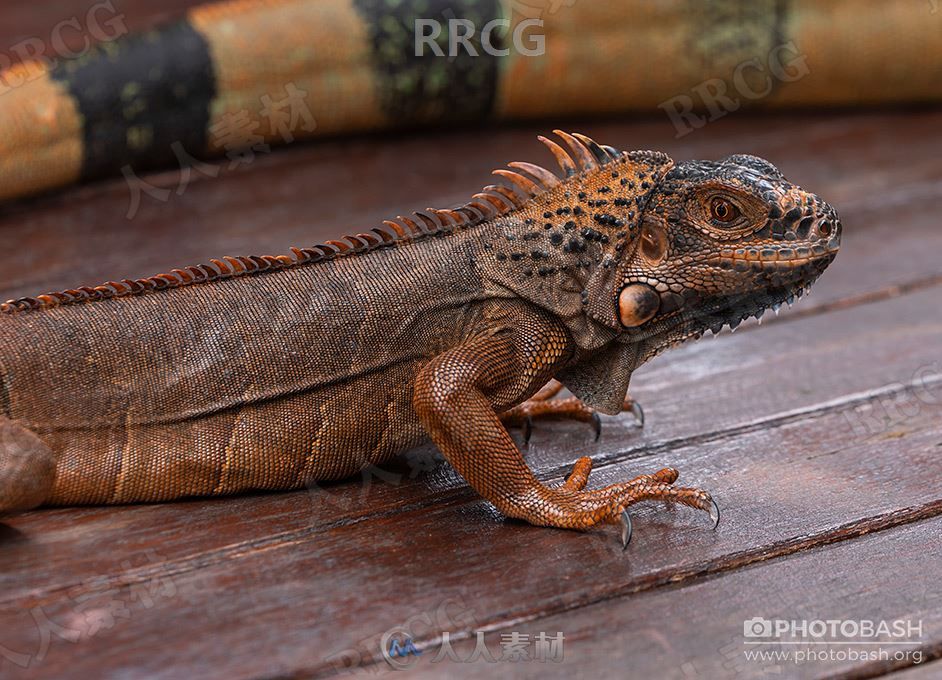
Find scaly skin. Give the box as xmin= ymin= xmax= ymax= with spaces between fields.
xmin=0 ymin=131 xmax=841 ymax=546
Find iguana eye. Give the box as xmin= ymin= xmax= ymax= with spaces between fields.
xmin=710 ymin=197 xmax=740 ymax=223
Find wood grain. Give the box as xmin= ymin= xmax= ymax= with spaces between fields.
xmin=886 ymin=659 xmax=942 ymax=679
xmin=401 ymin=518 xmax=942 ymax=679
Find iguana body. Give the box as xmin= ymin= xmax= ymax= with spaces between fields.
xmin=0 ymin=132 xmax=841 ymax=542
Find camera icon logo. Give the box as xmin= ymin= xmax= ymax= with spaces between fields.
xmin=744 ymin=617 xmax=774 ymax=638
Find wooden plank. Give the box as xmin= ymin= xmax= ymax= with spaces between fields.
xmin=886 ymin=659 xmax=942 ymax=679
xmin=0 ymin=354 xmax=939 ymax=677
xmin=400 ymin=518 xmax=942 ymax=679
xmin=2 ymin=277 xmax=939 ymax=604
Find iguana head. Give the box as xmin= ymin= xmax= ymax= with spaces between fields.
xmin=472 ymin=133 xmax=841 ymax=413
xmin=616 ymin=154 xmax=841 ymax=358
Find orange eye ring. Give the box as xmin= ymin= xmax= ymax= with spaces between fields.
xmin=710 ymin=197 xmax=740 ymax=223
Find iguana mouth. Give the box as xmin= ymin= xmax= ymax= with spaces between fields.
xmin=631 ymin=246 xmax=838 ymax=351
xmin=704 ymin=227 xmax=841 ymax=272
xmin=705 ymin=245 xmax=838 ymax=270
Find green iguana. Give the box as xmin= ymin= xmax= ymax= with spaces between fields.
xmin=0 ymin=131 xmax=841 ymax=546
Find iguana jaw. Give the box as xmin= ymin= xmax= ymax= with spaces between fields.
xmin=630 ymin=240 xmax=838 ymax=358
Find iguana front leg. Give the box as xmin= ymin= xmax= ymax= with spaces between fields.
xmin=500 ymin=378 xmax=645 ymax=443
xmin=413 ymin=321 xmax=718 ymax=546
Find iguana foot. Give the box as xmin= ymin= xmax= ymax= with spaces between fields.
xmin=509 ymin=464 xmax=718 ymax=547
xmin=501 ymin=380 xmax=644 ymax=444
xmin=560 ymin=456 xmax=593 ymax=491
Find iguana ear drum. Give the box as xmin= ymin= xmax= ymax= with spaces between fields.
xmin=618 ymin=283 xmax=661 ymax=328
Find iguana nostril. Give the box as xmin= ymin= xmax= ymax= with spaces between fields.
xmin=819 ymin=221 xmax=832 ymax=237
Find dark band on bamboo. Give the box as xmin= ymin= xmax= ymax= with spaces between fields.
xmin=351 ymin=0 xmax=503 ymax=123
xmin=49 ymin=21 xmax=217 ymax=180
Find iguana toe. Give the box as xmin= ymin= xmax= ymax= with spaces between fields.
xmin=502 ymin=393 xmax=644 ymax=442
xmin=620 ymin=509 xmax=633 ymax=549
xmin=709 ymin=497 xmax=721 ymax=530
xmin=561 ymin=456 xmax=593 ymax=491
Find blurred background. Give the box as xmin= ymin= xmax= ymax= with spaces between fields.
xmin=2 ymin=0 xmax=942 ymax=204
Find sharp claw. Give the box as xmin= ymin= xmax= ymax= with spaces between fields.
xmin=620 ymin=509 xmax=633 ymax=550
xmin=591 ymin=412 xmax=602 ymax=442
xmin=630 ymin=401 xmax=645 ymax=427
xmin=708 ymin=498 xmax=720 ymax=530
xmin=523 ymin=416 xmax=533 ymax=446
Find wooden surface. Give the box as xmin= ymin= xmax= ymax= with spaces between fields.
xmin=1 ymin=107 xmax=941 ymax=679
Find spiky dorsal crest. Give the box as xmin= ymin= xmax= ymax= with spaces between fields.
xmin=1 ymin=131 xmax=623 ymax=315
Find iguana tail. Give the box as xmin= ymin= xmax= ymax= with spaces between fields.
xmin=0 ymin=417 xmax=55 ymax=514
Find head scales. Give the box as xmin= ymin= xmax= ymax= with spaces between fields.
xmin=615 ymin=152 xmax=842 ymax=363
